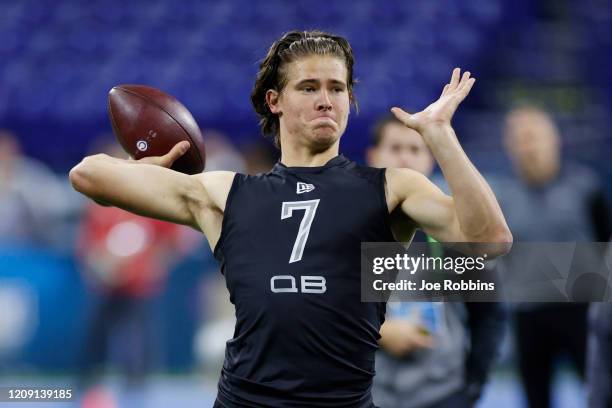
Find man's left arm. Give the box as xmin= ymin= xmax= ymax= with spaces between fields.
xmin=387 ymin=68 xmax=512 ymax=254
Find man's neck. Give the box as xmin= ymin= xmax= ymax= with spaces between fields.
xmin=280 ymin=142 xmax=340 ymax=167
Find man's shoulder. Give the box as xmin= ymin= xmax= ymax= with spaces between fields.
xmin=384 ymin=167 xmax=432 ymax=194
xmin=195 ymin=170 xmax=237 ymax=190
xmin=341 ymin=161 xmax=387 ymax=184
xmin=191 ymin=171 xmax=237 ymax=211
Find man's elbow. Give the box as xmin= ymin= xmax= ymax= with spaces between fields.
xmin=484 ymin=226 xmax=513 ymax=257
xmin=69 ymin=154 xmax=107 ymax=196
xmin=69 ymin=165 xmax=86 ymax=194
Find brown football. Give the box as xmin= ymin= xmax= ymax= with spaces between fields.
xmin=108 ymin=85 xmax=206 ymax=174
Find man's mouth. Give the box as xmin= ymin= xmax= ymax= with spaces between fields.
xmin=313 ymin=116 xmax=336 ymax=124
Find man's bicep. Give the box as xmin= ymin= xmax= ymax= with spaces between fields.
xmin=401 ymin=186 xmax=462 ymax=241
xmin=390 ymin=168 xmax=463 ymax=242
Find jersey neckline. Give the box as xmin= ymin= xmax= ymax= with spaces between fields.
xmin=272 ymin=154 xmax=350 ymax=174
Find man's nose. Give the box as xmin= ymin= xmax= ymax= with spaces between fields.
xmin=316 ymin=90 xmax=332 ymax=111
xmin=399 ymin=157 xmax=412 ymax=168
xmin=399 ymin=151 xmax=415 ymax=168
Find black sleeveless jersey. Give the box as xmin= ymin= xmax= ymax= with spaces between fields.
xmin=214 ymin=155 xmax=395 ymax=407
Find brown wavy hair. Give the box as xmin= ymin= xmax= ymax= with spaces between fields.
xmin=250 ymin=30 xmax=358 ymax=148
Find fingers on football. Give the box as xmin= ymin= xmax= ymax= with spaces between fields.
xmin=167 ymin=141 xmax=190 ymax=161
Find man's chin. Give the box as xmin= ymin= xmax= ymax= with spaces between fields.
xmin=310 ymin=128 xmax=339 ymax=150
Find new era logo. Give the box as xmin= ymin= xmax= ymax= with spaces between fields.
xmin=296 ymin=182 xmax=315 ymax=194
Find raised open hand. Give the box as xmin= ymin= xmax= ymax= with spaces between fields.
xmin=391 ymin=68 xmax=475 ymax=133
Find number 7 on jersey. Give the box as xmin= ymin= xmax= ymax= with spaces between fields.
xmin=281 ymin=199 xmax=320 ymax=263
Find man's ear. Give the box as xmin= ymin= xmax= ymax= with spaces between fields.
xmin=266 ymin=89 xmax=281 ymax=114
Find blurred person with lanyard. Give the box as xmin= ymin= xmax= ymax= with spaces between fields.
xmin=494 ymin=106 xmax=611 ymax=408
xmin=367 ymin=115 xmax=506 ymax=408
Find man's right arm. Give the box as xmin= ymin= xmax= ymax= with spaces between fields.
xmin=69 ymin=144 xmax=235 ymax=246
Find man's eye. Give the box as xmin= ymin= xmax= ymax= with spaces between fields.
xmin=333 ymin=88 xmax=345 ymax=93
xmin=303 ymin=87 xmax=315 ymax=92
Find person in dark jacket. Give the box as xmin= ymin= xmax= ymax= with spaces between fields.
xmin=368 ymin=115 xmax=507 ymax=408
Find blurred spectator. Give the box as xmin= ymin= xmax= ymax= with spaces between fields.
xmin=0 ymin=129 xmax=70 ymax=247
xmin=241 ymin=140 xmax=279 ymax=175
xmin=75 ymin=141 xmax=192 ymax=403
xmin=587 ymin=300 xmax=612 ymax=408
xmin=494 ymin=106 xmax=611 ymax=408
xmin=586 ymin=239 xmax=612 ymax=408
xmin=202 ymin=130 xmax=247 ymax=173
xmin=193 ymin=274 xmax=235 ymax=374
xmin=368 ymin=115 xmax=506 ymax=408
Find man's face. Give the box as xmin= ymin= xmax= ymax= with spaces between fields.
xmin=504 ymin=109 xmax=560 ymax=184
xmin=268 ymin=55 xmax=350 ymax=151
xmin=368 ymin=122 xmax=434 ymax=176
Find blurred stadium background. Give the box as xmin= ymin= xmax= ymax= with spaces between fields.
xmin=0 ymin=0 xmax=610 ymax=407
